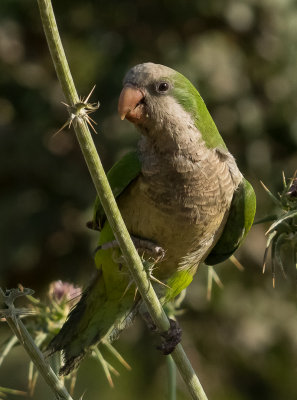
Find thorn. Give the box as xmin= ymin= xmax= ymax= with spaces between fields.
xmin=103 ymin=341 xmax=131 ymax=371
xmin=85 ymin=115 xmax=98 ymax=134
xmin=230 ymin=255 xmax=244 ymax=271
xmin=121 ymin=280 xmax=134 ymax=299
xmin=78 ymin=390 xmax=87 ymax=400
xmin=106 ymin=361 xmax=120 ymax=377
xmin=84 ymin=85 xmax=96 ymax=103
xmin=211 ymin=268 xmax=224 ymax=289
xmin=282 ymin=171 xmax=286 ymax=188
xmin=93 ymin=348 xmax=114 ymax=388
xmin=133 ymin=287 xmax=138 ymax=301
xmin=260 ymin=180 xmax=282 ymax=207
xmin=53 ymin=119 xmax=73 ymax=137
xmin=260 ymin=180 xmax=269 ymax=191
xmin=0 ymin=386 xmax=27 ymax=397
xmin=0 ymin=335 xmax=18 ymax=368
xmin=28 ymin=368 xmax=38 ymax=397
xmin=28 ymin=361 xmax=34 ymax=394
xmin=149 ymin=275 xmax=171 ymax=289
xmin=86 ymin=114 xmax=97 ymax=125
xmin=207 ymin=266 xmax=223 ymax=301
xmin=69 ymin=372 xmax=78 ymax=397
xmin=207 ymin=267 xmax=213 ymax=301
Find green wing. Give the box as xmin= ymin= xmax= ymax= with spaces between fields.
xmin=91 ymin=151 xmax=142 ymax=230
xmin=205 ymin=178 xmax=256 ymax=265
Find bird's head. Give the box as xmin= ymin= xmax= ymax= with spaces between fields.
xmin=118 ymin=63 xmax=191 ymax=131
xmin=118 ymin=62 xmax=227 ymax=150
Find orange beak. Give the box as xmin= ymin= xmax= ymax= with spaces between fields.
xmin=118 ymin=85 xmax=145 ymax=122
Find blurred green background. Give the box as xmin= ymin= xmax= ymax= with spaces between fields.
xmin=1 ymin=0 xmax=297 ymax=399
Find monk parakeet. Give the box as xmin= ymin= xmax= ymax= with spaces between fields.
xmin=48 ymin=63 xmax=256 ymax=374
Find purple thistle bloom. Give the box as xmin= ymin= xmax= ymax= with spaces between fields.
xmin=48 ymin=280 xmax=81 ymax=305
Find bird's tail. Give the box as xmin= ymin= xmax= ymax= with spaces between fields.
xmin=47 ymin=230 xmax=138 ymax=375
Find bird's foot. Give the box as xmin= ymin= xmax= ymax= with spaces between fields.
xmin=157 ymin=319 xmax=182 ymax=355
xmin=94 ymin=236 xmax=165 ymax=261
xmin=132 ymin=237 xmax=165 ymax=261
xmin=141 ymin=312 xmax=182 ymax=355
xmin=141 ymin=311 xmax=158 ymax=332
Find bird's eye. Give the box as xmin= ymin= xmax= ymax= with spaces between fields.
xmin=157 ymin=82 xmax=170 ymax=93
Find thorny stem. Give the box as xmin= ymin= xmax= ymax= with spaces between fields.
xmin=5 ymin=317 xmax=73 ymax=400
xmin=1 ymin=287 xmax=73 ymax=399
xmin=36 ymin=1 xmax=208 ymax=399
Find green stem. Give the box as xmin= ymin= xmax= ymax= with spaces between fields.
xmin=5 ymin=316 xmax=73 ymax=400
xmin=36 ymin=1 xmax=208 ymax=399
xmin=167 ymin=355 xmax=176 ymax=400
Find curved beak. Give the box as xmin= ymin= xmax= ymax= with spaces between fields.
xmin=118 ymin=84 xmax=145 ymax=122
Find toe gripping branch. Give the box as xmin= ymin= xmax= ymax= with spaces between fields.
xmin=142 ymin=312 xmax=182 ymax=355
xmin=157 ymin=319 xmax=182 ymax=355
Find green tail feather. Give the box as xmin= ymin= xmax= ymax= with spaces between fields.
xmin=47 ymin=223 xmax=137 ymax=375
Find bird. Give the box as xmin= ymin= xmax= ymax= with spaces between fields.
xmin=47 ymin=62 xmax=256 ymax=375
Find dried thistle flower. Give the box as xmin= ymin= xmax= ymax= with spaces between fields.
xmin=55 ymin=86 xmax=100 ymax=135
xmin=0 ymin=281 xmax=132 ymax=394
xmin=259 ymin=171 xmax=297 ymax=287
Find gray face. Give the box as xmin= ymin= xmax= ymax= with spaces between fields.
xmin=121 ymin=63 xmax=182 ymax=134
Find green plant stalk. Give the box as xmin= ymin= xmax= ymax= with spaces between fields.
xmin=167 ymin=355 xmax=176 ymax=400
xmin=36 ymin=1 xmax=208 ymax=399
xmin=5 ymin=316 xmax=73 ymax=400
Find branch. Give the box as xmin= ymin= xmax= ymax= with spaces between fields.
xmin=1 ymin=288 xmax=73 ymax=400
xmin=167 ymin=355 xmax=177 ymax=400
xmin=36 ymin=1 xmax=208 ymax=399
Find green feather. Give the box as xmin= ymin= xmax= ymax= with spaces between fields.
xmin=48 ymin=222 xmax=137 ymax=375
xmin=92 ymin=151 xmax=141 ymax=230
xmin=164 ymin=270 xmax=193 ymax=303
xmin=205 ymin=178 xmax=256 ymax=265
xmin=170 ymin=72 xmax=227 ymax=150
